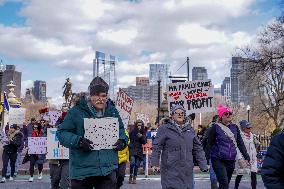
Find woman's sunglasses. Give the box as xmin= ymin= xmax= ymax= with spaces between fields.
xmin=224 ymin=112 xmax=232 ymax=116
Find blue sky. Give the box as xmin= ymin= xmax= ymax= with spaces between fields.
xmin=0 ymin=0 xmax=282 ymax=105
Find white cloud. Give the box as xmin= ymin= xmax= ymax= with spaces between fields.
xmin=98 ymin=29 xmax=138 ymax=45
xmin=0 ymin=0 xmax=269 ymax=104
xmin=177 ymin=24 xmax=227 ymax=45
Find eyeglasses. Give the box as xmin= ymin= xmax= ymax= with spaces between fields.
xmin=224 ymin=112 xmax=232 ymax=116
xmin=174 ymin=112 xmax=185 ymax=116
xmin=137 ymin=124 xmax=142 ymax=126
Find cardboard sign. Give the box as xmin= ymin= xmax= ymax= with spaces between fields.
xmin=9 ymin=108 xmax=26 ymax=125
xmin=49 ymin=111 xmax=62 ymax=126
xmin=167 ymin=80 xmax=214 ymax=114
xmin=0 ymin=131 xmax=9 ymax=146
xmin=84 ymin=117 xmax=119 ymax=150
xmin=143 ymin=139 xmax=152 ymax=155
xmin=116 ymin=89 xmax=134 ymax=128
xmin=46 ymin=128 xmax=69 ymax=159
xmin=28 ymin=137 xmax=47 ymax=154
xmin=136 ymin=113 xmax=149 ymax=124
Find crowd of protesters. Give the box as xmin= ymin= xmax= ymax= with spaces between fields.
xmin=0 ymin=76 xmax=284 ymax=189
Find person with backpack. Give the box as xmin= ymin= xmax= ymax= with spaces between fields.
xmin=206 ymin=105 xmax=250 ymax=189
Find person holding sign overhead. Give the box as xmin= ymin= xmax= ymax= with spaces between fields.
xmin=151 ymin=105 xmax=208 ymax=189
xmin=57 ymin=76 xmax=128 ymax=189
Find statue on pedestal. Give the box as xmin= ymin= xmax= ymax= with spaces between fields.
xmin=62 ymin=78 xmax=72 ymax=106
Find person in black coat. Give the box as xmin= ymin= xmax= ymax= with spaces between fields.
xmin=1 ymin=124 xmax=23 ymax=183
xmin=261 ymin=129 xmax=284 ymax=189
xmin=128 ymin=120 xmax=146 ymax=184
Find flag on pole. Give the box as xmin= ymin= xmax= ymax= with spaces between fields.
xmin=3 ymin=92 xmax=10 ymax=111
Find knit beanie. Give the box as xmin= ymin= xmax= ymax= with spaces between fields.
xmin=89 ymin=77 xmax=109 ymax=95
xmin=170 ymin=104 xmax=186 ymax=115
xmin=217 ymin=105 xmax=232 ymax=119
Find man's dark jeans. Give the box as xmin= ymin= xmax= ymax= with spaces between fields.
xmin=71 ymin=171 xmax=116 ymax=189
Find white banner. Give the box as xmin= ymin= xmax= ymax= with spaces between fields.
xmin=84 ymin=117 xmax=119 ymax=150
xmin=116 ymin=89 xmax=134 ymax=128
xmin=136 ymin=113 xmax=149 ymax=124
xmin=167 ymin=80 xmax=214 ymax=114
xmin=28 ymin=137 xmax=47 ymax=154
xmin=46 ymin=128 xmax=69 ymax=159
xmin=9 ymin=108 xmax=26 ymax=125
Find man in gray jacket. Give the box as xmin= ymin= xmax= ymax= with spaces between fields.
xmin=152 ymin=105 xmax=208 ymax=189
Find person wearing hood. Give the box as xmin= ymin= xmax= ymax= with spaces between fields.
xmin=128 ymin=120 xmax=147 ymax=184
xmin=1 ymin=124 xmax=23 ymax=183
xmin=206 ymin=105 xmax=250 ymax=189
xmin=151 ymin=105 xmax=208 ymax=189
xmin=56 ymin=76 xmax=128 ymax=189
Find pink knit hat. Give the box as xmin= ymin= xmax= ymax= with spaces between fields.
xmin=218 ymin=105 xmax=232 ymax=118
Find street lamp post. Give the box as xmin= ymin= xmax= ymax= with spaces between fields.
xmin=246 ymin=105 xmax=250 ymax=122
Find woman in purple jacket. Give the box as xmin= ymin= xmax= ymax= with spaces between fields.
xmin=206 ymin=105 xmax=250 ymax=189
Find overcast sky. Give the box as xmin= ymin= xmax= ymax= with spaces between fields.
xmin=0 ymin=0 xmax=281 ymax=105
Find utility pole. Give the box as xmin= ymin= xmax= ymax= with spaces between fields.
xmin=187 ymin=57 xmax=190 ymax=81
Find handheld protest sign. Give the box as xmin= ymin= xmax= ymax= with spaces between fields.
xmin=167 ymin=80 xmax=214 ymax=114
xmin=46 ymin=128 xmax=69 ymax=159
xmin=116 ymin=89 xmax=134 ymax=128
xmin=28 ymin=137 xmax=47 ymax=154
xmin=83 ymin=117 xmax=119 ymax=150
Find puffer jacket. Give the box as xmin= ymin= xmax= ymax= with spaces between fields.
xmin=57 ymin=96 xmax=128 ymax=180
xmin=118 ymin=131 xmax=129 ymax=164
xmin=261 ymin=131 xmax=284 ymax=189
xmin=206 ymin=123 xmax=250 ymax=161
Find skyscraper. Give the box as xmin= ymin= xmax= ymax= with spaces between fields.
xmin=149 ymin=64 xmax=169 ymax=89
xmin=221 ymin=77 xmax=231 ymax=101
xmin=33 ymin=80 xmax=47 ymax=102
xmin=2 ymin=65 xmax=21 ymax=98
xmin=192 ymin=67 xmax=208 ymax=81
xmin=230 ymin=57 xmax=251 ymax=104
xmin=93 ymin=51 xmax=117 ymax=100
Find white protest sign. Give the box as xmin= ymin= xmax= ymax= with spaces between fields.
xmin=116 ymin=89 xmax=134 ymax=128
xmin=0 ymin=131 xmax=9 ymax=146
xmin=46 ymin=128 xmax=69 ymax=159
xmin=28 ymin=137 xmax=47 ymax=154
xmin=9 ymin=108 xmax=26 ymax=125
xmin=84 ymin=117 xmax=119 ymax=150
xmin=167 ymin=80 xmax=214 ymax=114
xmin=136 ymin=113 xmax=150 ymax=124
xmin=49 ymin=111 xmax=62 ymax=126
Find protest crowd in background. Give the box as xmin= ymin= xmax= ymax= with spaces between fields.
xmin=0 ymin=77 xmax=283 ymax=189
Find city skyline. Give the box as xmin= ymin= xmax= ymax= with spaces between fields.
xmin=0 ymin=0 xmax=280 ymax=105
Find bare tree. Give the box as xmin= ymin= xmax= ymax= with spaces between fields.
xmin=238 ymin=16 xmax=284 ymax=130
